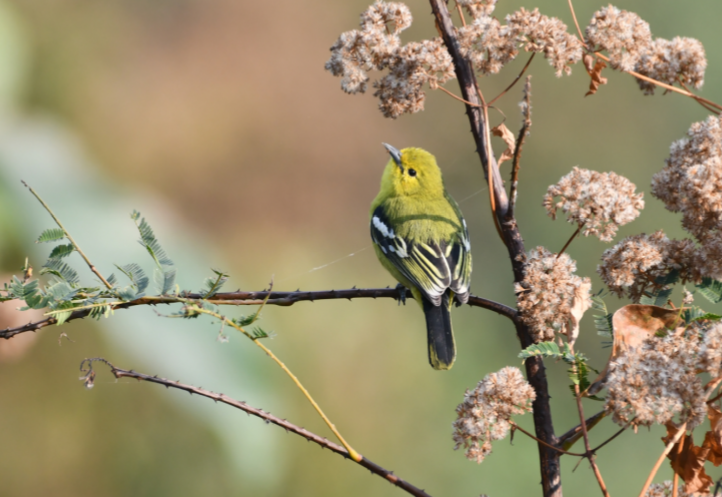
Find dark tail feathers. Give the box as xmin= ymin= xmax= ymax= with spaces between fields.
xmin=422 ymin=292 xmax=455 ymax=370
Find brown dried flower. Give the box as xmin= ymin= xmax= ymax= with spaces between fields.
xmin=325 ymin=1 xmax=454 ymax=118
xmin=516 ymin=247 xmax=590 ymax=342
xmin=452 ymin=367 xmax=535 ymax=463
xmin=597 ymin=231 xmax=697 ymax=301
xmin=644 ymin=481 xmax=700 ymax=497
xmin=507 ymin=8 xmax=583 ymax=77
xmin=585 ymin=5 xmax=652 ymax=72
xmin=457 ymin=0 xmax=497 ymax=19
xmin=458 ymin=8 xmax=582 ymax=77
xmin=700 ymin=323 xmax=722 ymax=379
xmin=374 ymin=38 xmax=455 ymax=118
xmin=652 ymin=116 xmax=722 ymax=242
xmin=635 ymin=37 xmax=707 ymax=95
xmin=605 ymin=332 xmax=705 ymax=430
xmin=544 ymin=167 xmax=644 ymax=242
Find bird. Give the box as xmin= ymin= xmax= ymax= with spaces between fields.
xmin=370 ymin=144 xmax=472 ymax=370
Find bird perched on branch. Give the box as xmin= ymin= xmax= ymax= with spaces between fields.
xmin=370 ymin=144 xmax=472 ymax=370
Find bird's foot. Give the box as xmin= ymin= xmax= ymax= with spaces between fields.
xmin=395 ymin=283 xmax=407 ymax=306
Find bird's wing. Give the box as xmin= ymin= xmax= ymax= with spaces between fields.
xmin=371 ymin=205 xmax=471 ymax=306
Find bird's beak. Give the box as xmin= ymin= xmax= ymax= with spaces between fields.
xmin=382 ymin=143 xmax=404 ymax=172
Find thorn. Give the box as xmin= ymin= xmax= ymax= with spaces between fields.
xmin=352 ymin=285 xmax=356 ymax=289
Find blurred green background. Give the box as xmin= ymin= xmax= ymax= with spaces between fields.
xmin=1 ymin=0 xmax=721 ymax=496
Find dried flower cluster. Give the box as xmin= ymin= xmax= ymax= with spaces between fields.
xmin=585 ymin=5 xmax=706 ymax=95
xmin=544 ymin=167 xmax=644 ymax=242
xmin=452 ymin=367 xmax=535 ymax=463
xmin=597 ymin=230 xmax=697 ymax=301
xmin=458 ymin=7 xmax=583 ymax=77
xmin=652 ymin=116 xmax=722 ymax=242
xmin=644 ymin=481 xmax=700 ymax=497
xmin=605 ymin=332 xmax=706 ymax=430
xmin=457 ymin=0 xmax=496 ymax=19
xmin=700 ymin=323 xmax=722 ymax=379
xmin=325 ymin=1 xmax=454 ymax=118
xmin=516 ymin=247 xmax=590 ymax=342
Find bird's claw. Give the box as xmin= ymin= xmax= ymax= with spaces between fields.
xmin=395 ymin=283 xmax=407 ymax=306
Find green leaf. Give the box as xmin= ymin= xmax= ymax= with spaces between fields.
xmin=154 ymin=267 xmax=176 ymax=295
xmin=683 ymin=306 xmax=722 ymax=324
xmin=48 ymin=244 xmax=75 ymax=260
xmin=591 ymin=296 xmax=613 ymax=337
xmin=117 ymin=286 xmax=138 ymax=301
xmin=640 ymin=287 xmax=673 ymax=307
xmin=55 ymin=310 xmax=73 ymax=326
xmin=655 ymin=269 xmax=680 ymax=287
xmin=567 ymin=356 xmax=604 ymax=402
xmin=696 ymin=278 xmax=722 ymax=304
xmin=106 ymin=273 xmax=117 ymax=286
xmin=36 ymin=228 xmax=65 ymax=243
xmin=519 ymin=342 xmax=563 ymax=362
xmin=115 ymin=263 xmax=149 ymax=294
xmin=44 ymin=281 xmax=77 ymax=302
xmin=202 ymin=269 xmax=229 ymax=298
xmin=133 ymin=211 xmax=174 ymax=269
xmin=88 ymin=304 xmax=113 ymax=320
xmin=41 ymin=259 xmax=80 ymax=285
xmin=232 ymin=315 xmax=256 ymax=327
xmin=250 ymin=327 xmax=269 ymax=340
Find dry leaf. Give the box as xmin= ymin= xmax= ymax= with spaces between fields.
xmin=703 ymin=406 xmax=722 ymax=466
xmin=567 ymin=280 xmax=592 ymax=347
xmin=663 ymin=422 xmax=714 ymax=495
xmin=492 ymin=123 xmax=516 ymax=166
xmin=586 ymin=305 xmax=681 ymax=395
xmin=583 ymin=54 xmax=608 ymax=97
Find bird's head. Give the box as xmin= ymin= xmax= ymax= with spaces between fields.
xmin=380 ymin=144 xmax=445 ymax=198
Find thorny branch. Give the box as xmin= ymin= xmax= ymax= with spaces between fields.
xmin=79 ymin=358 xmax=433 ymax=497
xmin=428 ymin=2 xmax=560 ymax=496
xmin=0 ymin=288 xmax=517 ymax=340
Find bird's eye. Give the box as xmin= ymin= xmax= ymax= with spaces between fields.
xmin=408 ymin=168 xmax=417 ymax=177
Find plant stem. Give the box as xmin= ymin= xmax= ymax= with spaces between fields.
xmin=557 ymin=224 xmax=583 ymax=259
xmin=191 ymin=306 xmax=361 ymax=462
xmin=22 ymin=181 xmax=113 ymax=290
xmin=637 ymin=422 xmax=687 ymax=497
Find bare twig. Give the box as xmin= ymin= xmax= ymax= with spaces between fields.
xmin=0 ymin=287 xmax=517 ymax=340
xmin=510 ymin=421 xmax=584 ymax=457
xmin=557 ymin=410 xmax=607 ymax=451
xmin=79 ymin=358 xmax=433 ymax=497
xmin=488 ymin=53 xmax=536 ymax=106
xmin=436 ymin=85 xmax=481 ymax=107
xmin=170 ymin=300 xmax=361 ymax=462
xmin=454 ymin=0 xmax=466 ymax=27
xmin=637 ymin=422 xmax=687 ymax=497
xmin=557 ymin=224 xmax=584 ymax=259
xmin=22 ymin=181 xmax=113 ymax=289
xmin=573 ymin=376 xmax=610 ymax=497
xmin=508 ymin=77 xmax=532 ymax=220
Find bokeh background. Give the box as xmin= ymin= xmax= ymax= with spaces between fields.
xmin=1 ymin=0 xmax=722 ymax=496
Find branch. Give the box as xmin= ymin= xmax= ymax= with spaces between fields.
xmin=79 ymin=358 xmax=433 ymax=497
xmin=22 ymin=181 xmax=113 ymax=290
xmin=428 ymin=3 xmax=560 ymax=495
xmin=557 ymin=410 xmax=606 ymax=450
xmin=0 ymin=288 xmax=517 ymax=339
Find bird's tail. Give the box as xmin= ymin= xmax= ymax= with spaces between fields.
xmin=422 ymin=292 xmax=456 ymax=370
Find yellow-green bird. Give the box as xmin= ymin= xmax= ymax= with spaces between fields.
xmin=370 ymin=144 xmax=472 ymax=370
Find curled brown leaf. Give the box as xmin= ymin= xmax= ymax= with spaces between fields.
xmin=583 ymin=54 xmax=608 ymax=96
xmin=492 ymin=123 xmax=516 ymax=166
xmin=663 ymin=422 xmax=713 ymax=495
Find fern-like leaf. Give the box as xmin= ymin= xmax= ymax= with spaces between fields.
xmin=133 ymin=211 xmax=174 ymax=269
xmin=36 ymin=228 xmax=65 ymax=243
xmin=591 ymin=295 xmax=613 ymax=337
xmin=696 ymin=278 xmax=722 ymax=304
xmin=154 ymin=267 xmax=176 ymax=295
xmin=202 ymin=269 xmax=229 ymax=298
xmin=48 ymin=244 xmax=75 ymax=260
xmin=41 ymin=259 xmax=80 ymax=285
xmin=115 ymin=263 xmax=149 ymax=294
